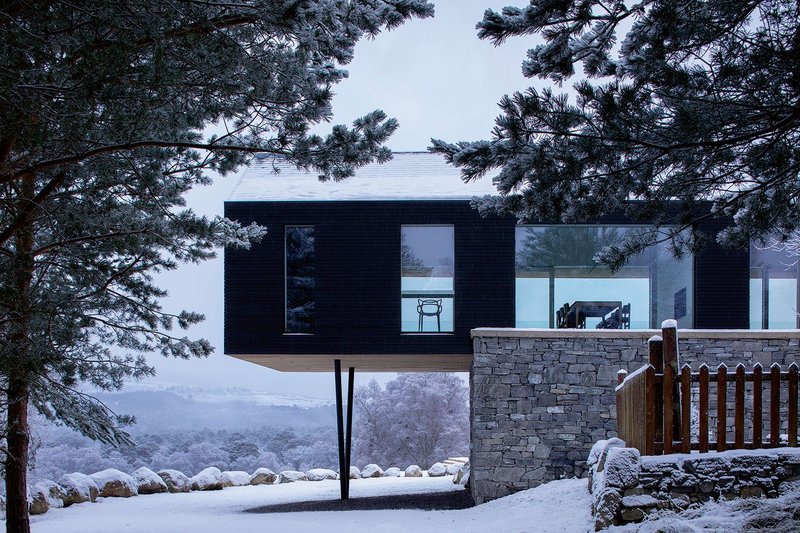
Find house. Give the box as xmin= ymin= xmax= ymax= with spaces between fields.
xmin=223 ymin=151 xmax=799 ymax=499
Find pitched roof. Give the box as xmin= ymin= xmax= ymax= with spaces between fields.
xmin=228 ymin=151 xmax=500 ymax=201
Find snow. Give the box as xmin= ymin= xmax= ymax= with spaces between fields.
xmin=130 ymin=468 xmax=167 ymax=494
xmin=191 ymin=467 xmax=223 ymax=490
xmin=661 ymin=319 xmax=677 ymax=329
xmin=228 ymin=152 xmax=500 ymax=202
xmin=278 ymin=470 xmax=308 ymax=483
xmin=89 ymin=469 xmax=138 ymax=497
xmin=220 ymin=471 xmax=250 ymax=487
xmin=641 ymin=445 xmax=800 ymax=465
xmin=427 ymin=462 xmax=447 ymax=477
xmin=57 ymin=473 xmax=98 ymax=504
xmin=248 ymin=468 xmax=277 ymax=485
xmin=305 ymin=469 xmax=338 ymax=481
xmin=603 ymin=448 xmax=640 ymax=489
xmin=383 ymin=467 xmax=401 ymax=478
xmin=28 ymin=476 xmax=593 ymax=533
xmin=404 ymin=465 xmax=422 ymax=478
xmin=360 ymin=464 xmax=384 ymax=478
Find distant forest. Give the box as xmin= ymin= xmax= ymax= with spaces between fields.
xmin=27 ymin=374 xmax=469 ymax=485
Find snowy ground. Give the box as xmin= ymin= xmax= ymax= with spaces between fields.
xmin=29 ymin=477 xmax=593 ymax=533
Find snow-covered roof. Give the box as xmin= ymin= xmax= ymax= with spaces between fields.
xmin=228 ymin=151 xmax=500 ymax=201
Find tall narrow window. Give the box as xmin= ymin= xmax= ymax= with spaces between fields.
xmin=401 ymin=225 xmax=454 ymax=332
xmin=285 ymin=226 xmax=314 ymax=333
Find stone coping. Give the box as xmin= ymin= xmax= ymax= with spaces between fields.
xmin=470 ymin=327 xmax=800 ymax=339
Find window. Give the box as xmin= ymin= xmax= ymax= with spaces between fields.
xmin=401 ymin=225 xmax=454 ymax=332
xmin=750 ymin=242 xmax=799 ymax=329
xmin=515 ymin=226 xmax=694 ymax=329
xmin=285 ymin=226 xmax=314 ymax=333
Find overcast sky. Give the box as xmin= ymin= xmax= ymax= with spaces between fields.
xmin=143 ymin=1 xmax=551 ymax=399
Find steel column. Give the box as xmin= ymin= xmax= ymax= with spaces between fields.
xmin=344 ymin=367 xmax=354 ymax=497
xmin=333 ymin=359 xmax=347 ymax=499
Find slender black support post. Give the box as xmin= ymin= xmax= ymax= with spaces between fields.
xmin=334 ymin=359 xmax=347 ymax=500
xmin=344 ymin=367 xmax=355 ymax=498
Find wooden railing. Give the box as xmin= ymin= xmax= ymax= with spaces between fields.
xmin=616 ymin=322 xmax=799 ymax=455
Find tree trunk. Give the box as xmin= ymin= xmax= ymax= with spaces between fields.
xmin=5 ymin=378 xmax=30 ymax=533
xmin=5 ymin=173 xmax=35 ymax=533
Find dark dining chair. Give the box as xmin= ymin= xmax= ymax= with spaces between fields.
xmin=417 ymin=299 xmax=443 ymax=332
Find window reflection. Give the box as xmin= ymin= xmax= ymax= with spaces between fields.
xmin=285 ymin=226 xmax=314 ymax=333
xmin=401 ymin=225 xmax=454 ymax=332
xmin=515 ymin=226 xmax=693 ymax=329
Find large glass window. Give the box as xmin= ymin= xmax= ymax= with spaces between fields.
xmin=515 ymin=226 xmax=693 ymax=329
xmin=750 ymin=242 xmax=799 ymax=329
xmin=285 ymin=226 xmax=314 ymax=333
xmin=401 ymin=225 xmax=454 ymax=332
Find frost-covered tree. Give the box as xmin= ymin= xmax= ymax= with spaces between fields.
xmin=0 ymin=1 xmax=433 ymax=530
xmin=353 ymin=373 xmax=469 ymax=469
xmin=432 ymin=0 xmax=800 ymax=268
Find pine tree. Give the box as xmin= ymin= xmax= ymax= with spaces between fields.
xmin=0 ymin=2 xmax=434 ymax=530
xmin=432 ymin=0 xmax=800 ymax=268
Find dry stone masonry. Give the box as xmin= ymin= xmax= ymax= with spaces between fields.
xmin=469 ymin=328 xmax=800 ymax=504
xmin=589 ymin=440 xmax=800 ymax=530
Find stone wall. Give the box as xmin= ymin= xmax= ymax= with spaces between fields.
xmin=589 ymin=441 xmax=800 ymax=530
xmin=469 ymin=328 xmax=800 ymax=504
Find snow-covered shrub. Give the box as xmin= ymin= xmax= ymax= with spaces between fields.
xmin=278 ymin=470 xmax=307 ymax=483
xmin=404 ymin=465 xmax=422 ymax=478
xmin=383 ymin=467 xmax=401 ymax=477
xmin=361 ymin=464 xmax=383 ymax=478
xmin=306 ymin=468 xmax=337 ymax=481
xmin=90 ymin=468 xmax=138 ymax=497
xmin=157 ymin=469 xmax=192 ymax=493
xmin=220 ymin=471 xmax=250 ymax=487
xmin=248 ymin=468 xmax=277 ymax=485
xmin=131 ymin=467 xmax=168 ymax=494
xmin=427 ymin=463 xmax=447 ymax=477
xmin=58 ymin=473 xmax=99 ymax=505
xmin=191 ymin=467 xmax=224 ymax=491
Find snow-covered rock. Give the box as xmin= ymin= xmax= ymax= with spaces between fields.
xmin=220 ymin=471 xmax=250 ymax=487
xmin=58 ymin=473 xmax=99 ymax=505
xmin=157 ymin=469 xmax=192 ymax=493
xmin=603 ymin=447 xmax=640 ymax=490
xmin=349 ymin=466 xmax=361 ymax=479
xmin=361 ymin=464 xmax=384 ymax=478
xmin=383 ymin=467 xmax=401 ymax=478
xmin=596 ymin=437 xmax=625 ymax=471
xmin=427 ymin=462 xmax=447 ymax=477
xmin=249 ymin=468 xmax=277 ymax=486
xmin=29 ymin=488 xmax=49 ymax=515
xmin=404 ymin=465 xmax=422 ymax=478
xmin=191 ymin=467 xmax=224 ymax=491
xmin=306 ymin=468 xmax=337 ymax=481
xmin=278 ymin=471 xmax=308 ymax=483
xmin=33 ymin=480 xmax=66 ymax=510
xmin=131 ymin=467 xmax=168 ymax=494
xmin=445 ymin=464 xmax=460 ymax=475
xmin=587 ymin=439 xmax=609 ymax=467
xmin=90 ymin=468 xmax=138 ymax=498
xmin=454 ymin=462 xmax=470 ymax=485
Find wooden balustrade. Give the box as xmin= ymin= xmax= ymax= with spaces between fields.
xmin=616 ymin=322 xmax=799 ymax=456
